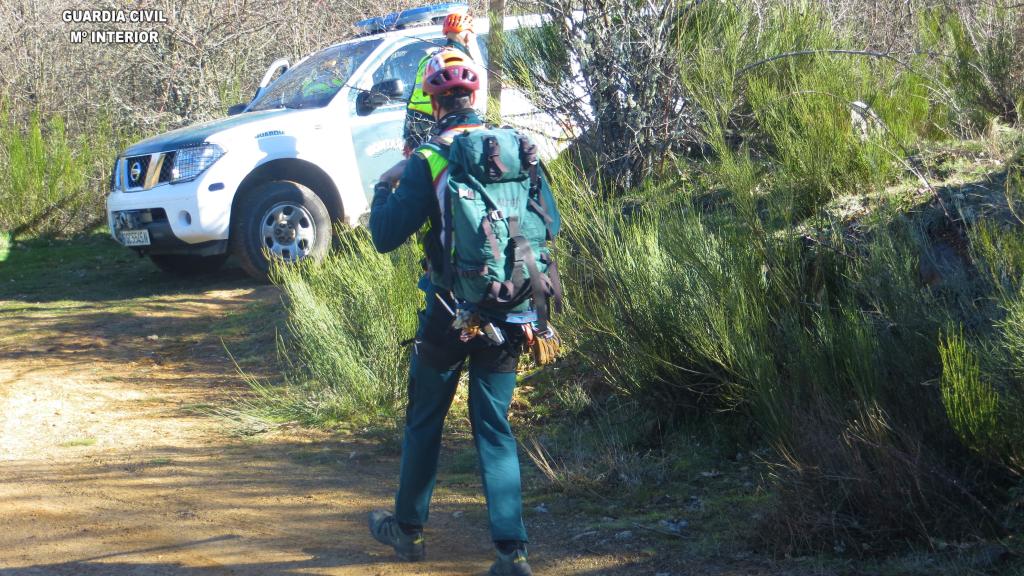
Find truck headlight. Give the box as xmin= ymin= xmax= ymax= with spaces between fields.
xmin=171 ymin=143 xmax=225 ymax=183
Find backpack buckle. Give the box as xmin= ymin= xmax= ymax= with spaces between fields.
xmin=488 ymin=209 xmax=504 ymax=221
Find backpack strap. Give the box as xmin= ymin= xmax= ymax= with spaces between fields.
xmin=507 ymin=216 xmax=552 ymax=334
xmin=517 ymin=134 xmax=557 ymax=242
xmin=542 ymin=252 xmax=564 ymax=315
xmin=443 ymin=171 xmax=455 ymax=288
xmin=517 ymin=134 xmax=564 ymax=315
xmin=484 ymin=136 xmax=509 ymax=181
xmin=480 ymin=218 xmax=500 ymax=259
xmin=414 ymin=142 xmax=453 ymax=283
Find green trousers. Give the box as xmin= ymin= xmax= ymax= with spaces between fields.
xmin=394 ymin=283 xmax=528 ymax=543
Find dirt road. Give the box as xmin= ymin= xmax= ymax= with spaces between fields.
xmin=0 ymin=257 xmax=678 ymax=575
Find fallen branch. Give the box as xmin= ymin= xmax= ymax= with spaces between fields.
xmin=736 ymin=48 xmax=914 ymax=77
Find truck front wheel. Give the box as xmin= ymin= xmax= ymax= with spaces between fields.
xmin=232 ymin=180 xmax=331 ymax=280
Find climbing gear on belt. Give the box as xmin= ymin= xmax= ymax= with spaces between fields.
xmin=453 ymin=309 xmax=482 ymax=342
xmin=528 ymin=323 xmax=560 ymax=365
xmin=482 ymin=322 xmax=506 ymax=346
xmin=434 ymin=292 xmax=456 ymax=316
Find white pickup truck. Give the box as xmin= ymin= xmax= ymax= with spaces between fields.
xmin=106 ymin=4 xmax=568 ymax=279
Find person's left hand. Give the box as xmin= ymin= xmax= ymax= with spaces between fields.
xmin=379 ymin=159 xmax=408 ymax=187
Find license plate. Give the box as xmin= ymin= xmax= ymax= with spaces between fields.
xmin=121 ymin=229 xmax=151 ymax=247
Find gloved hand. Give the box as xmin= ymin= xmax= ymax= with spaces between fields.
xmin=528 ymin=324 xmax=560 ymax=365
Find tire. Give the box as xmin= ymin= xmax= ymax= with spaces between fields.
xmin=149 ymin=253 xmax=228 ymax=276
xmin=231 ymin=180 xmax=332 ymax=281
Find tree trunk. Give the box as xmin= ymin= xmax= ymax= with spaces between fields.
xmin=487 ymin=0 xmax=504 ymax=122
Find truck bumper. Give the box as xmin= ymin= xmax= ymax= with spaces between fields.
xmin=106 ymin=174 xmax=233 ymax=256
xmin=107 ymin=208 xmax=228 ymax=256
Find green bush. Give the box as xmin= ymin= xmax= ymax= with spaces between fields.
xmin=920 ymin=3 xmax=1024 ymax=131
xmin=557 ymin=152 xmax=1022 ymax=551
xmin=941 ymin=330 xmax=1000 ymax=454
xmin=254 ymin=228 xmax=422 ymax=427
xmin=0 ymin=102 xmax=134 ymax=236
xmin=550 ymin=0 xmax=1024 ymax=552
xmin=679 ymin=2 xmax=937 ymax=217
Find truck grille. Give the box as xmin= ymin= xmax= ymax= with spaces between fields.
xmin=158 ymin=151 xmax=177 ymax=183
xmin=124 ymin=155 xmax=151 ymax=189
xmin=120 ymin=152 xmax=176 ymax=192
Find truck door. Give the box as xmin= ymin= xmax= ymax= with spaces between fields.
xmin=348 ymin=37 xmax=442 ymax=201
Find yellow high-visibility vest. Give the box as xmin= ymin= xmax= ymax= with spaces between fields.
xmin=407 ymin=56 xmax=433 ymax=115
xmin=407 ymin=42 xmax=472 ymax=116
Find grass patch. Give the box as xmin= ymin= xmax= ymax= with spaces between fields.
xmin=0 ymin=230 xmax=253 ymax=305
xmin=59 ymin=437 xmax=96 ymax=448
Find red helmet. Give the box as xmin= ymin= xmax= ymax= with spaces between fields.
xmin=422 ymin=49 xmax=480 ymax=96
xmin=442 ymin=12 xmax=473 ymax=35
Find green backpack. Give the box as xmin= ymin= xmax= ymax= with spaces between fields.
xmin=439 ymin=127 xmax=563 ymax=330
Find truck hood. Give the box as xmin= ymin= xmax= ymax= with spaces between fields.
xmin=121 ymin=109 xmax=294 ymax=156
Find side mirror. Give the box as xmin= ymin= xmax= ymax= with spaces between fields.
xmin=227 ymin=103 xmax=247 ymax=116
xmin=356 ymin=79 xmax=406 ymax=116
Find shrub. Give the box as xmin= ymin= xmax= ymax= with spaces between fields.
xmin=0 ymin=104 xmax=132 ymax=236
xmin=255 ymin=228 xmax=422 ymax=427
xmin=920 ymin=3 xmax=1024 ymax=131
xmin=679 ymin=1 xmax=938 ymax=216
xmin=557 ymin=152 xmax=1023 ymax=552
xmin=550 ymin=0 xmax=1024 ymax=553
xmin=940 ymin=330 xmax=1000 ymax=455
xmin=502 ymin=0 xmax=700 ymax=190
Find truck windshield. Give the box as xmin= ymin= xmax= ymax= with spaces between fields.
xmin=249 ymin=39 xmax=383 ymax=111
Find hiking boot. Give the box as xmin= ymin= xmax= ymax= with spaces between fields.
xmin=489 ymin=545 xmax=533 ymax=576
xmin=367 ymin=510 xmax=425 ymax=561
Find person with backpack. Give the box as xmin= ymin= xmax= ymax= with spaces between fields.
xmin=367 ymin=48 xmax=562 ymax=576
xmin=402 ymin=11 xmax=477 ymax=156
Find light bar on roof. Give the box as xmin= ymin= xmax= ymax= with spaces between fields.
xmin=356 ymin=2 xmax=468 ymax=33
